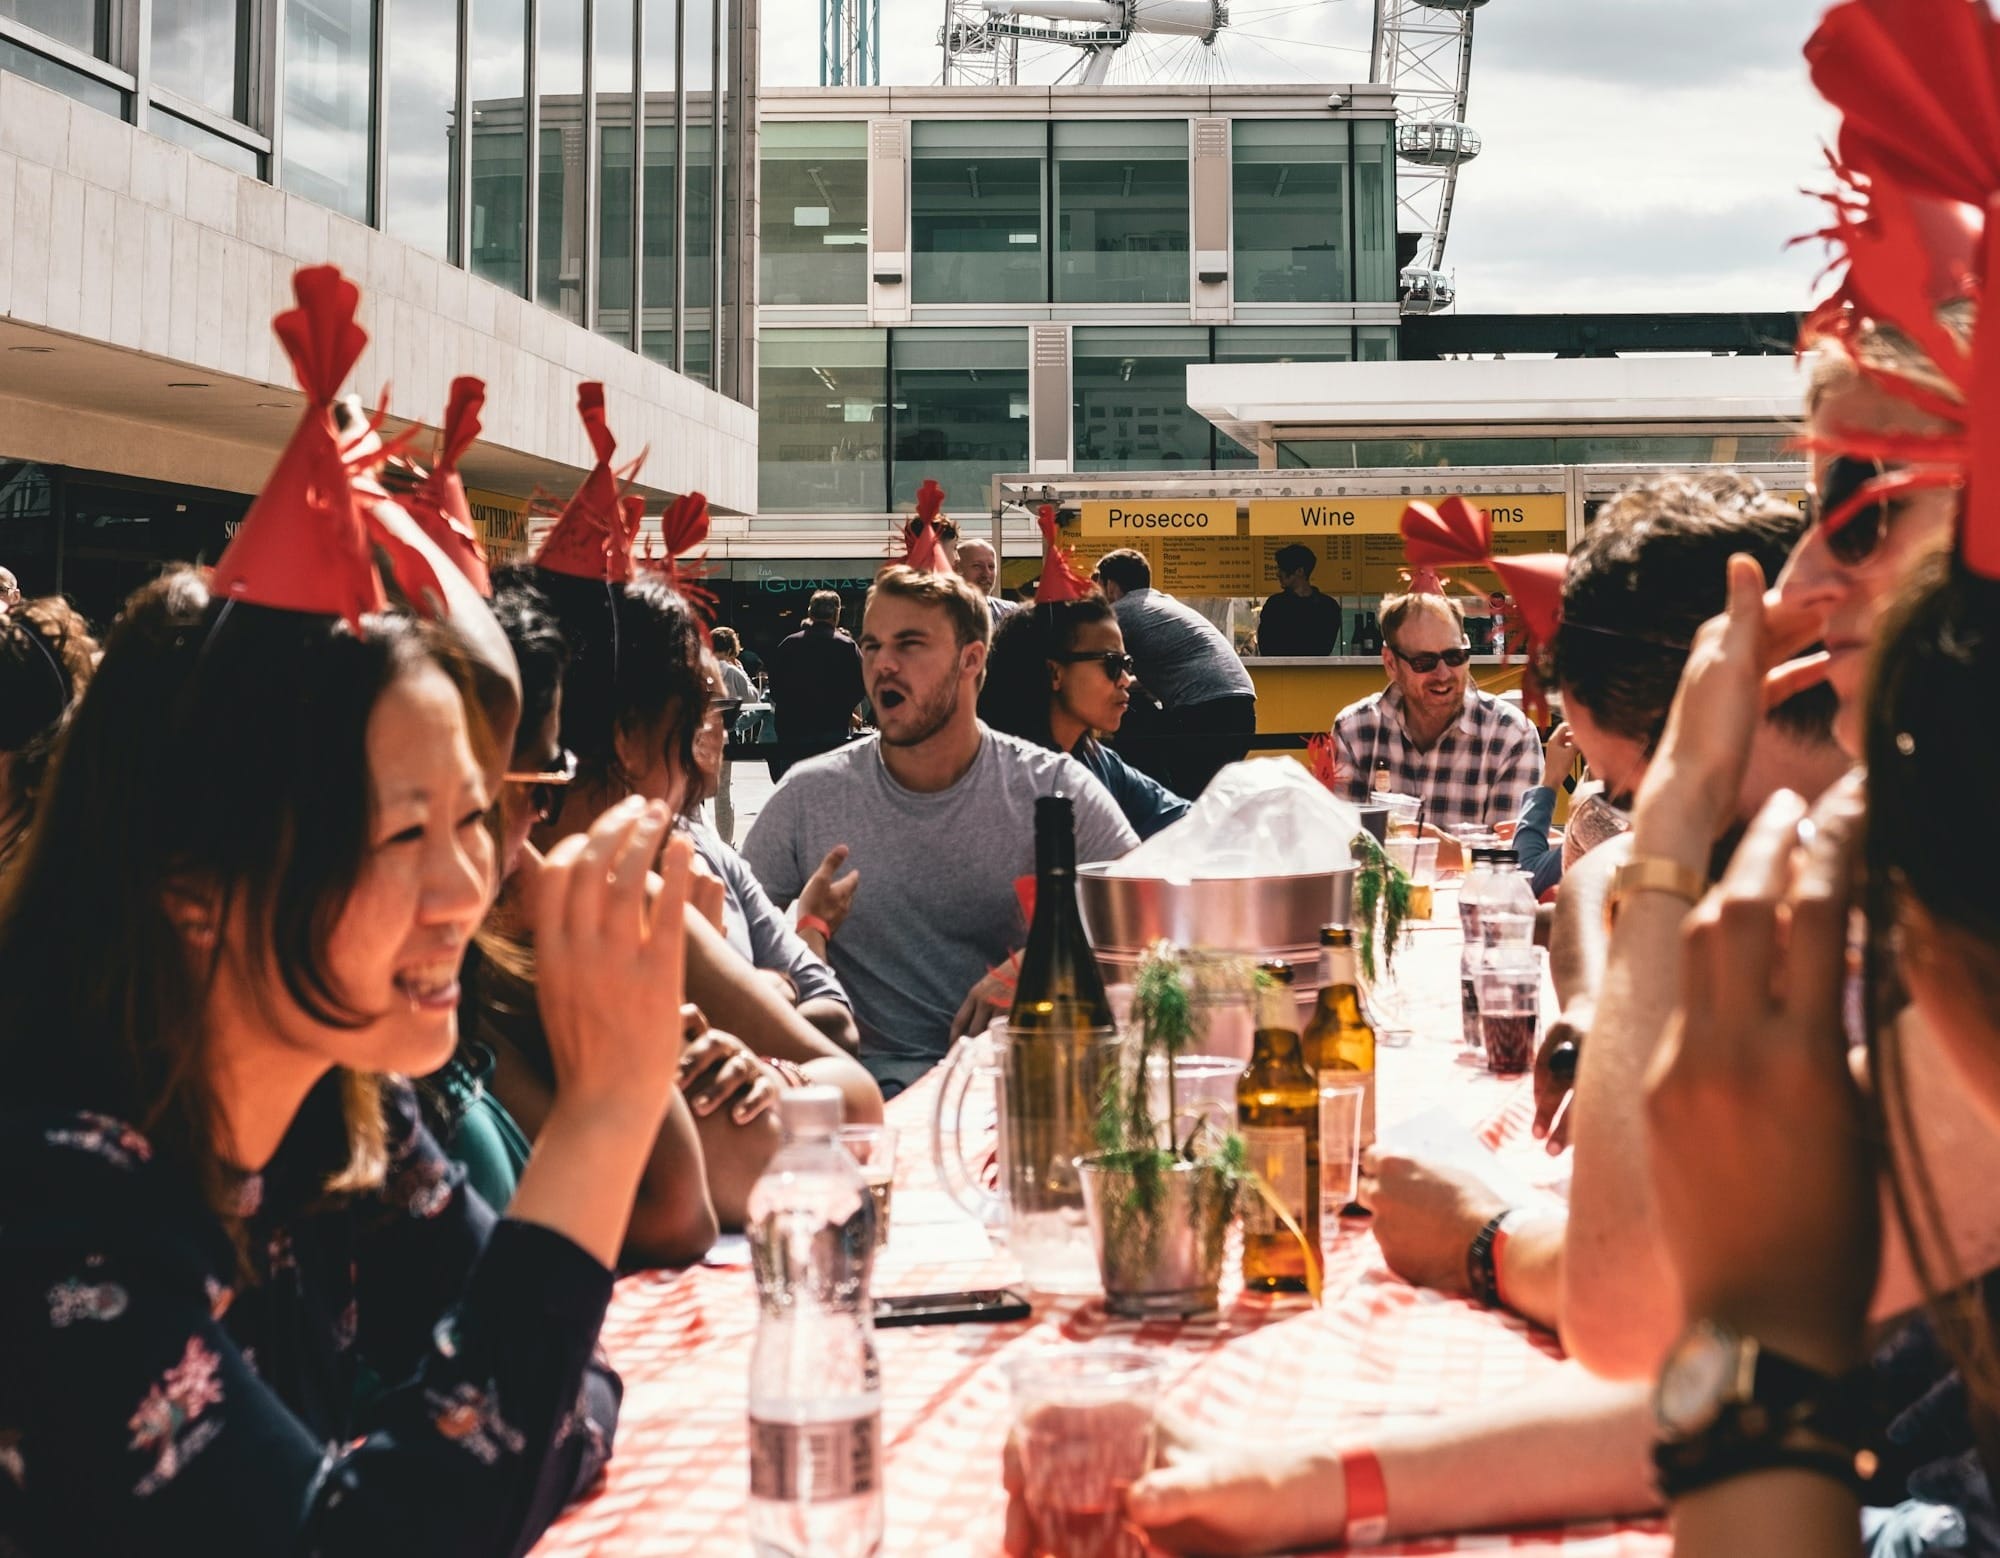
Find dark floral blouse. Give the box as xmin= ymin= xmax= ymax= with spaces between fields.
xmin=0 ymin=1075 xmax=620 ymax=1556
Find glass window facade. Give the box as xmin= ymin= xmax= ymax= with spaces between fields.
xmin=1053 ymin=120 xmax=1187 ymax=304
xmin=467 ymin=0 xmax=527 ymax=295
xmin=761 ymin=121 xmax=867 ymax=306
xmin=282 ymin=0 xmax=373 ymax=221
xmin=383 ymin=0 xmax=460 ymax=258
xmin=594 ymin=0 xmax=635 ymax=342
xmin=1 ymin=0 xmax=105 ymax=57
xmin=639 ymin=0 xmax=675 ymax=365
xmin=1353 ymin=120 xmax=1394 ymax=302
xmin=1213 ymin=326 xmax=1353 ymax=468
xmin=682 ymin=0 xmax=715 ymax=381
xmin=911 ymin=120 xmax=1046 ymax=304
xmin=151 ymin=105 xmax=259 ymax=173
xmin=0 ymin=35 xmax=121 ymax=110
xmin=1073 ymin=326 xmax=1211 ymax=472
xmin=1233 ymin=120 xmax=1348 ymax=304
xmin=536 ymin=0 xmax=584 ymax=322
xmin=1277 ymin=433 xmax=1791 ymax=469
xmin=760 ymin=329 xmax=888 ymax=514
xmin=890 ymin=329 xmax=1029 ymax=507
xmin=150 ymin=0 xmax=244 ymax=118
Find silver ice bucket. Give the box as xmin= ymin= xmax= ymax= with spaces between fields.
xmin=1075 ymin=863 xmax=1356 ymax=970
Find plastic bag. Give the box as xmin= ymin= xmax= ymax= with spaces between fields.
xmin=1106 ymin=757 xmax=1362 ymax=880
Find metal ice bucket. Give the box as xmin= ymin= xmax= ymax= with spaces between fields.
xmin=1075 ymin=863 xmax=1356 ymax=970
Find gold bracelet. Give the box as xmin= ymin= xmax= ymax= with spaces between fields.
xmin=1607 ymin=855 xmax=1707 ymax=929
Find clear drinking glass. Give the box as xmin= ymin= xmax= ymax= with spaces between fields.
xmin=1006 ymin=1348 xmax=1162 ymax=1558
xmin=1317 ymin=1079 xmax=1367 ymax=1258
xmin=836 ymin=1124 xmax=898 ymax=1249
xmin=1477 ymin=950 xmax=1541 ymax=1075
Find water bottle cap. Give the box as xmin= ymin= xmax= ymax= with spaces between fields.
xmin=1488 ymin=848 xmax=1521 ymax=865
xmin=777 ymin=1084 xmax=843 ymax=1139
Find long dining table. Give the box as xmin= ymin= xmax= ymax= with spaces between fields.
xmin=535 ymin=910 xmax=1669 ymax=1557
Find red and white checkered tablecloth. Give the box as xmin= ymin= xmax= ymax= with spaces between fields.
xmin=536 ymin=914 xmax=1667 ymax=1557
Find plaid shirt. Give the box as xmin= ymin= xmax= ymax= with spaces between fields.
xmin=1331 ymin=684 xmax=1544 ymax=834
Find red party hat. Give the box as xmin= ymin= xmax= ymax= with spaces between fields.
xmin=1032 ymin=504 xmax=1092 ymax=604
xmin=534 ymin=383 xmax=648 ymax=582
xmin=402 ymin=376 xmax=491 ymax=596
xmin=637 ymin=490 xmax=716 ymax=623
xmin=891 ymin=479 xmax=945 ymax=573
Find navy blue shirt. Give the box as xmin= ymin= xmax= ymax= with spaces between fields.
xmin=1073 ymin=737 xmax=1191 ymax=841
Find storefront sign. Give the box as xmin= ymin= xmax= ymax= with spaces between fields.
xmin=1248 ymin=493 xmax=1565 ymax=536
xmin=1079 ymin=501 xmax=1236 ymax=537
xmin=465 ymin=488 xmax=532 ymax=564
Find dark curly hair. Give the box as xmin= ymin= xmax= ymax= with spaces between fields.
xmin=979 ymin=597 xmax=1116 ymax=755
xmin=0 ymin=597 xmax=98 ymax=848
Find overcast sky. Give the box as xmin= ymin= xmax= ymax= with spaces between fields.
xmin=762 ymin=0 xmax=1841 ymax=314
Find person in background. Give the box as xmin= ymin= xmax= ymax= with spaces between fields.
xmin=1256 ymin=543 xmax=1342 ymax=656
xmin=981 ymin=596 xmax=1189 ymax=841
xmin=744 ymin=567 xmax=1136 ymax=1096
xmin=0 ymin=567 xmax=20 ymax=612
xmin=0 ymin=596 xmax=97 ymax=861
xmin=1092 ymin=547 xmax=1257 ymax=800
xmin=767 ymin=589 xmax=864 ymax=780
xmin=1508 ymin=720 xmax=1579 ymax=898
xmin=706 ymin=625 xmax=758 ymax=842
xmin=1329 ymin=589 xmax=1541 ymax=835
xmin=956 ymin=536 xmax=1019 ymax=627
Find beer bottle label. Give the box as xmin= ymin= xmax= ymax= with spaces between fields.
xmin=749 ymin=1410 xmax=881 ymax=1502
xmin=1240 ymin=1126 xmax=1308 ymax=1233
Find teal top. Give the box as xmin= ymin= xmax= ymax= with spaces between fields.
xmin=419 ymin=1042 xmax=531 ymax=1211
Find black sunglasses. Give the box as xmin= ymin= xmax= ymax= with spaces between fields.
xmin=503 ymin=746 xmax=578 ymax=825
xmin=1811 ymin=455 xmax=1898 ymax=568
xmin=1390 ymin=643 xmax=1472 ymax=674
xmin=1054 ymin=650 xmax=1137 ymax=679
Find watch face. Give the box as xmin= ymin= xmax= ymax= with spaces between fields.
xmin=1658 ymin=1325 xmax=1740 ymax=1438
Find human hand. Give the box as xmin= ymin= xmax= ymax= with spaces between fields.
xmin=678 ymin=1003 xmax=782 ymax=1125
xmin=1531 ymin=999 xmax=1590 ymax=1153
xmin=1363 ymin=1145 xmax=1509 ymax=1298
xmin=1645 ymin=778 xmax=1874 ymax=1372
xmin=1631 ymin=555 xmax=1829 ymax=854
xmin=948 ymin=953 xmax=1020 ymax=1045
xmin=1116 ymin=1416 xmax=1344 ymax=1557
xmin=1541 ymin=721 xmax=1579 ymax=790
xmin=799 ymin=844 xmax=860 ymax=938
xmin=533 ymin=798 xmax=693 ymax=1121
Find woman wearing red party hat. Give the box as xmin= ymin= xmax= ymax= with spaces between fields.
xmin=0 ymin=264 xmax=700 ymax=1554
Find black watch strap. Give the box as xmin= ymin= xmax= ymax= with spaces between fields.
xmin=1466 ymin=1210 xmax=1514 ymax=1309
xmin=1656 ymin=1425 xmax=1876 ymax=1502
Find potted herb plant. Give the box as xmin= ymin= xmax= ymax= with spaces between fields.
xmin=1348 ymin=828 xmax=1415 ymax=985
xmin=1077 ymin=943 xmax=1245 ymax=1318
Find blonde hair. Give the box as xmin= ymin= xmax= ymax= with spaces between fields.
xmin=866 ymin=565 xmax=990 ymax=651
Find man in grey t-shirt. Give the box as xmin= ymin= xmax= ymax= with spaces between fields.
xmin=744 ymin=567 xmax=1137 ymax=1096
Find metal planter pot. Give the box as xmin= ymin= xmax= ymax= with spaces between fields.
xmin=1078 ymin=1156 xmax=1238 ymax=1320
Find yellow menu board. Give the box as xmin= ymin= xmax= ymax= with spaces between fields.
xmin=1079 ymin=500 xmax=1235 ymax=537
xmin=1248 ymin=493 xmax=1566 ymax=535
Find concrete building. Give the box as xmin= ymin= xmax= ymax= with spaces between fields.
xmin=0 ymin=0 xmax=757 ymax=623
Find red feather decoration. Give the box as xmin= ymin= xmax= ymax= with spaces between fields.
xmin=401 ymin=376 xmax=491 ymax=596
xmin=535 ymin=383 xmax=647 ymax=583
xmin=1033 ymin=504 xmax=1092 ymax=603
xmin=892 ymin=479 xmax=945 ymax=573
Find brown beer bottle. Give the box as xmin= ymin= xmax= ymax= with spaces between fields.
xmin=1303 ymin=925 xmax=1376 ymax=1155
xmin=1237 ymin=960 xmax=1319 ymax=1293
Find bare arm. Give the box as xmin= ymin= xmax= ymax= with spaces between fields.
xmin=796 ymin=995 xmax=861 ymax=1053
xmin=1548 ymin=834 xmax=1627 ymax=1010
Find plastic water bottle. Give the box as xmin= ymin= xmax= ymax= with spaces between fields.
xmin=1476 ymin=848 xmax=1539 ymax=1059
xmin=1457 ymin=849 xmax=1494 ymax=1048
xmin=748 ymin=1086 xmax=884 ymax=1558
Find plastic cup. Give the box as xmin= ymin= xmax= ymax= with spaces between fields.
xmin=1477 ymin=951 xmax=1541 ymax=1076
xmin=837 ymin=1124 xmax=898 ymax=1248
xmin=1143 ymin=1054 xmax=1248 ymax=1154
xmin=1318 ymin=1079 xmax=1367 ymax=1245
xmin=1411 ymin=837 xmax=1440 ymax=885
xmin=1006 ymin=1348 xmax=1162 ymax=1558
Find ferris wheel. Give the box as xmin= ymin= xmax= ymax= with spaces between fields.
xmin=1370 ymin=0 xmax=1483 ymax=313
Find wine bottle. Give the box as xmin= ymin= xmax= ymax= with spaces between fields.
xmin=1004 ymin=794 xmax=1117 ymax=1286
xmin=1237 ymin=960 xmax=1320 ymax=1293
xmin=1304 ymin=924 xmax=1376 ymax=1179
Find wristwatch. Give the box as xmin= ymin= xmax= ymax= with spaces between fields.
xmin=1465 ymin=1209 xmax=1519 ymax=1309
xmin=1652 ymin=1320 xmax=1877 ymax=1500
xmin=1605 ymin=855 xmax=1707 ymax=929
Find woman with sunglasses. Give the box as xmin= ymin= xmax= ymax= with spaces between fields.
xmin=980 ymin=595 xmax=1190 ymax=840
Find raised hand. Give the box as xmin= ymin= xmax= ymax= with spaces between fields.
xmin=800 ymin=843 xmax=861 ymax=938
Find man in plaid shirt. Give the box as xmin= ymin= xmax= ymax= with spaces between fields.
xmin=1331 ymin=590 xmax=1543 ymax=834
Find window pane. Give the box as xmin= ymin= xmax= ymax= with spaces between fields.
xmin=638 ymin=0 xmax=675 ymax=366
xmin=151 ymin=107 xmax=260 ymax=175
xmin=283 ymin=0 xmax=374 ymax=222
xmin=1353 ymin=120 xmax=1395 ymax=302
xmin=1072 ymin=326 xmax=1211 ymax=472
xmin=1213 ymin=326 xmax=1352 ymax=469
xmin=760 ymin=329 xmax=888 ymax=513
xmin=151 ymin=0 xmax=244 ymax=118
xmin=536 ymin=0 xmax=584 ymax=322
xmin=682 ymin=0 xmax=715 ymax=382
xmin=890 ymin=328 xmax=1028 ymax=507
xmin=468 ymin=0 xmax=526 ymax=294
xmin=911 ymin=120 xmax=1045 ymax=305
xmin=1232 ymin=120 xmax=1348 ymax=304
xmin=1357 ymin=324 xmax=1395 ymax=361
xmin=713 ymin=0 xmax=730 ymax=385
xmin=761 ymin=122 xmax=866 ymax=305
xmin=0 ymin=0 xmax=104 ymax=57
xmin=1053 ymin=120 xmax=1186 ymax=304
xmin=0 ymin=36 xmax=120 ymax=110
xmin=383 ymin=0 xmax=459 ymax=258
xmin=594 ymin=0 xmax=633 ymax=341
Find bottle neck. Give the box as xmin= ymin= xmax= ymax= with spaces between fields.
xmin=1319 ymin=944 xmax=1359 ymax=992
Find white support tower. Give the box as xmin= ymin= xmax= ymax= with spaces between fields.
xmin=941 ymin=0 xmax=1021 ymax=83
xmin=1371 ymin=0 xmax=1484 ymax=313
xmin=943 ymin=0 xmax=1226 ymax=87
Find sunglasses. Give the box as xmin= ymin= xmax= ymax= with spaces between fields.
xmin=1055 ymin=650 xmax=1137 ymax=679
xmin=1811 ymin=455 xmax=1898 ymax=568
xmin=1390 ymin=643 xmax=1472 ymax=674
xmin=503 ymin=746 xmax=578 ymax=825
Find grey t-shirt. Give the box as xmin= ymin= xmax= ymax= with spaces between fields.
xmin=741 ymin=726 xmax=1138 ymax=1092
xmin=683 ymin=820 xmax=849 ymax=1012
xmin=1112 ymin=588 xmax=1256 ymax=709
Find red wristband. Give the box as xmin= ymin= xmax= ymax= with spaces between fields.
xmin=797 ymin=912 xmax=832 ymax=942
xmin=1340 ymin=1446 xmax=1388 ymax=1546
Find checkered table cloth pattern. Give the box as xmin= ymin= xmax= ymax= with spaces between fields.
xmin=536 ymin=912 xmax=1667 ymax=1557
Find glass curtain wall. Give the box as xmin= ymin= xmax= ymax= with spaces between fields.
xmin=150 ymin=0 xmax=245 ymax=117
xmin=639 ymin=0 xmax=676 ymax=365
xmin=0 ymin=35 xmax=121 ymax=110
xmin=468 ymin=0 xmax=528 ymax=295
xmin=1053 ymin=120 xmax=1188 ymax=305
xmin=595 ymin=0 xmax=635 ymax=342
xmin=282 ymin=0 xmax=374 ymax=220
xmin=759 ymin=329 xmax=889 ymax=514
xmin=150 ymin=105 xmax=258 ymax=171
xmin=383 ymin=0 xmax=461 ymax=258
xmin=890 ymin=329 xmax=1029 ymax=507
xmin=682 ymin=0 xmax=714 ymax=382
xmin=536 ymin=0 xmax=585 ymax=323
xmin=1 ymin=0 xmax=105 ymax=55
xmin=1072 ymin=326 xmax=1212 ymax=472
xmin=910 ymin=120 xmax=1045 ymax=304
xmin=761 ymin=122 xmax=867 ymax=305
xmin=1212 ymin=325 xmax=1353 ymax=468
xmin=1353 ymin=120 xmax=1394 ymax=302
xmin=1232 ymin=120 xmax=1349 ymax=304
